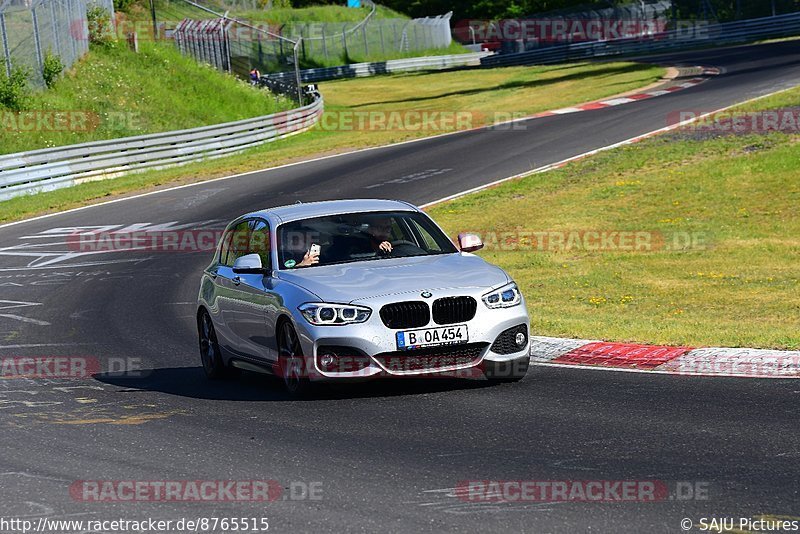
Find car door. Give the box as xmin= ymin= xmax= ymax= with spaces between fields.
xmin=228 ymin=218 xmax=281 ymax=363
xmin=213 ymin=219 xmax=252 ymax=357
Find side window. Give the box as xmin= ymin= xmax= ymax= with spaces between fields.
xmin=249 ymin=219 xmax=271 ymax=269
xmin=218 ymin=228 xmax=233 ymax=266
xmin=408 ymin=219 xmax=443 ymax=252
xmin=223 ymin=220 xmax=251 ymax=267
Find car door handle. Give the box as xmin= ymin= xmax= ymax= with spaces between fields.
xmin=232 ymin=276 xmax=241 ymax=286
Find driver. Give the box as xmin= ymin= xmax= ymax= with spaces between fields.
xmin=364 ymin=216 xmax=394 ymax=254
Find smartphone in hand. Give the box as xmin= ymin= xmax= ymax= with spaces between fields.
xmin=309 ymin=244 xmax=321 ymax=256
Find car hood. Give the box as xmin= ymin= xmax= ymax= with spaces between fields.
xmin=274 ymin=253 xmax=510 ymax=303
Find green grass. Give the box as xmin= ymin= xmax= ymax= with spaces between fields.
xmin=0 ymin=60 xmax=664 ymax=223
xmin=426 ymin=88 xmax=800 ymax=350
xmin=0 ymin=40 xmax=292 ymax=154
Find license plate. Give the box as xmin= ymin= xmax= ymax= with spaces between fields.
xmin=396 ymin=324 xmax=468 ymax=350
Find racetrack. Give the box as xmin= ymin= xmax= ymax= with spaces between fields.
xmin=1 ymin=41 xmax=800 ymax=533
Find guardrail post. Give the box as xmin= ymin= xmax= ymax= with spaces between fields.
xmin=0 ymin=13 xmax=11 ymax=78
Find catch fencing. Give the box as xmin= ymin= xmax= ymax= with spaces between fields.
xmin=482 ymin=11 xmax=800 ymax=67
xmin=168 ymin=0 xmax=453 ymax=80
xmin=0 ymin=0 xmax=114 ymax=86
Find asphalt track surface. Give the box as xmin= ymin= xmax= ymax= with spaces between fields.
xmin=1 ymin=42 xmax=799 ymax=533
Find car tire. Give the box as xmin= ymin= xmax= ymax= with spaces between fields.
xmin=277 ymin=321 xmax=314 ymax=398
xmin=483 ymin=355 xmax=530 ymax=383
xmin=198 ymin=310 xmax=231 ymax=380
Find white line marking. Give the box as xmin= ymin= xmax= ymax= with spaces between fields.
xmin=0 ymin=314 xmax=50 ymax=325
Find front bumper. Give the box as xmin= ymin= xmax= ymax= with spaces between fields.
xmin=291 ymin=299 xmax=530 ymax=382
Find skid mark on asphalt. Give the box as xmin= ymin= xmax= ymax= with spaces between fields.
xmin=0 ymin=378 xmax=187 ymax=426
xmin=409 ymin=487 xmax=566 ymax=514
xmin=51 ymin=410 xmax=185 ymax=426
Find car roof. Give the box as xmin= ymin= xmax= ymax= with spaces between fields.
xmin=242 ymin=199 xmax=419 ymax=224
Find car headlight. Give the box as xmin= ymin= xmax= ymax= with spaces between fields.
xmin=298 ymin=303 xmax=372 ymax=325
xmin=482 ymin=282 xmax=522 ymax=309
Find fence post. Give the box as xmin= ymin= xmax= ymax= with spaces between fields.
xmin=293 ymin=38 xmax=302 ymax=105
xmin=321 ymin=25 xmax=328 ymax=60
xmin=66 ymin=0 xmax=77 ymax=58
xmin=362 ymin=25 xmax=368 ymax=56
xmin=223 ymin=19 xmax=232 ymax=72
xmin=49 ymin=0 xmax=61 ymax=56
xmin=0 ymin=13 xmax=11 ymax=78
xmin=341 ymin=23 xmax=348 ymax=58
xmin=378 ymin=23 xmax=385 ymax=55
xmin=31 ymin=7 xmax=44 ymax=75
xmin=150 ymin=0 xmax=158 ymax=40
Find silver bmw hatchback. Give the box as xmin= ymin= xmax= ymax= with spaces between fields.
xmin=197 ymin=199 xmax=531 ymax=395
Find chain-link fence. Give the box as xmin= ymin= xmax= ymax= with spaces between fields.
xmin=161 ymin=0 xmax=454 ymax=75
xmin=1 ymin=0 xmax=113 ymax=86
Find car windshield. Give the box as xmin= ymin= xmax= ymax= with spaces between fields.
xmin=277 ymin=210 xmax=458 ymax=269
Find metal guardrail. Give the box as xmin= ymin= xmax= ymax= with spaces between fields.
xmin=0 ymin=94 xmax=323 ymax=201
xmin=265 ymin=51 xmax=490 ymax=84
xmin=482 ymin=12 xmax=800 ymax=67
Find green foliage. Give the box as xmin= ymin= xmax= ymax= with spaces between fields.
xmin=87 ymin=6 xmax=115 ymax=46
xmin=257 ymin=0 xmax=293 ymax=8
xmin=114 ymin=0 xmax=136 ymax=13
xmin=0 ymin=64 xmax=30 ymax=111
xmin=42 ymin=51 xmax=64 ymax=88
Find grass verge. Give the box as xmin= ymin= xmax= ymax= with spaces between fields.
xmin=0 ymin=60 xmax=664 ymax=223
xmin=427 ymin=87 xmax=800 ymax=350
xmin=0 ymin=40 xmax=293 ymax=154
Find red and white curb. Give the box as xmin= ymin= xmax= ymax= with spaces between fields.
xmin=530 ymin=336 xmax=800 ymax=379
xmin=529 ymin=69 xmax=716 ymax=119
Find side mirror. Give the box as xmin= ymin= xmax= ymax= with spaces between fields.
xmin=232 ymin=253 xmax=266 ymax=274
xmin=458 ymin=232 xmax=484 ymax=253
